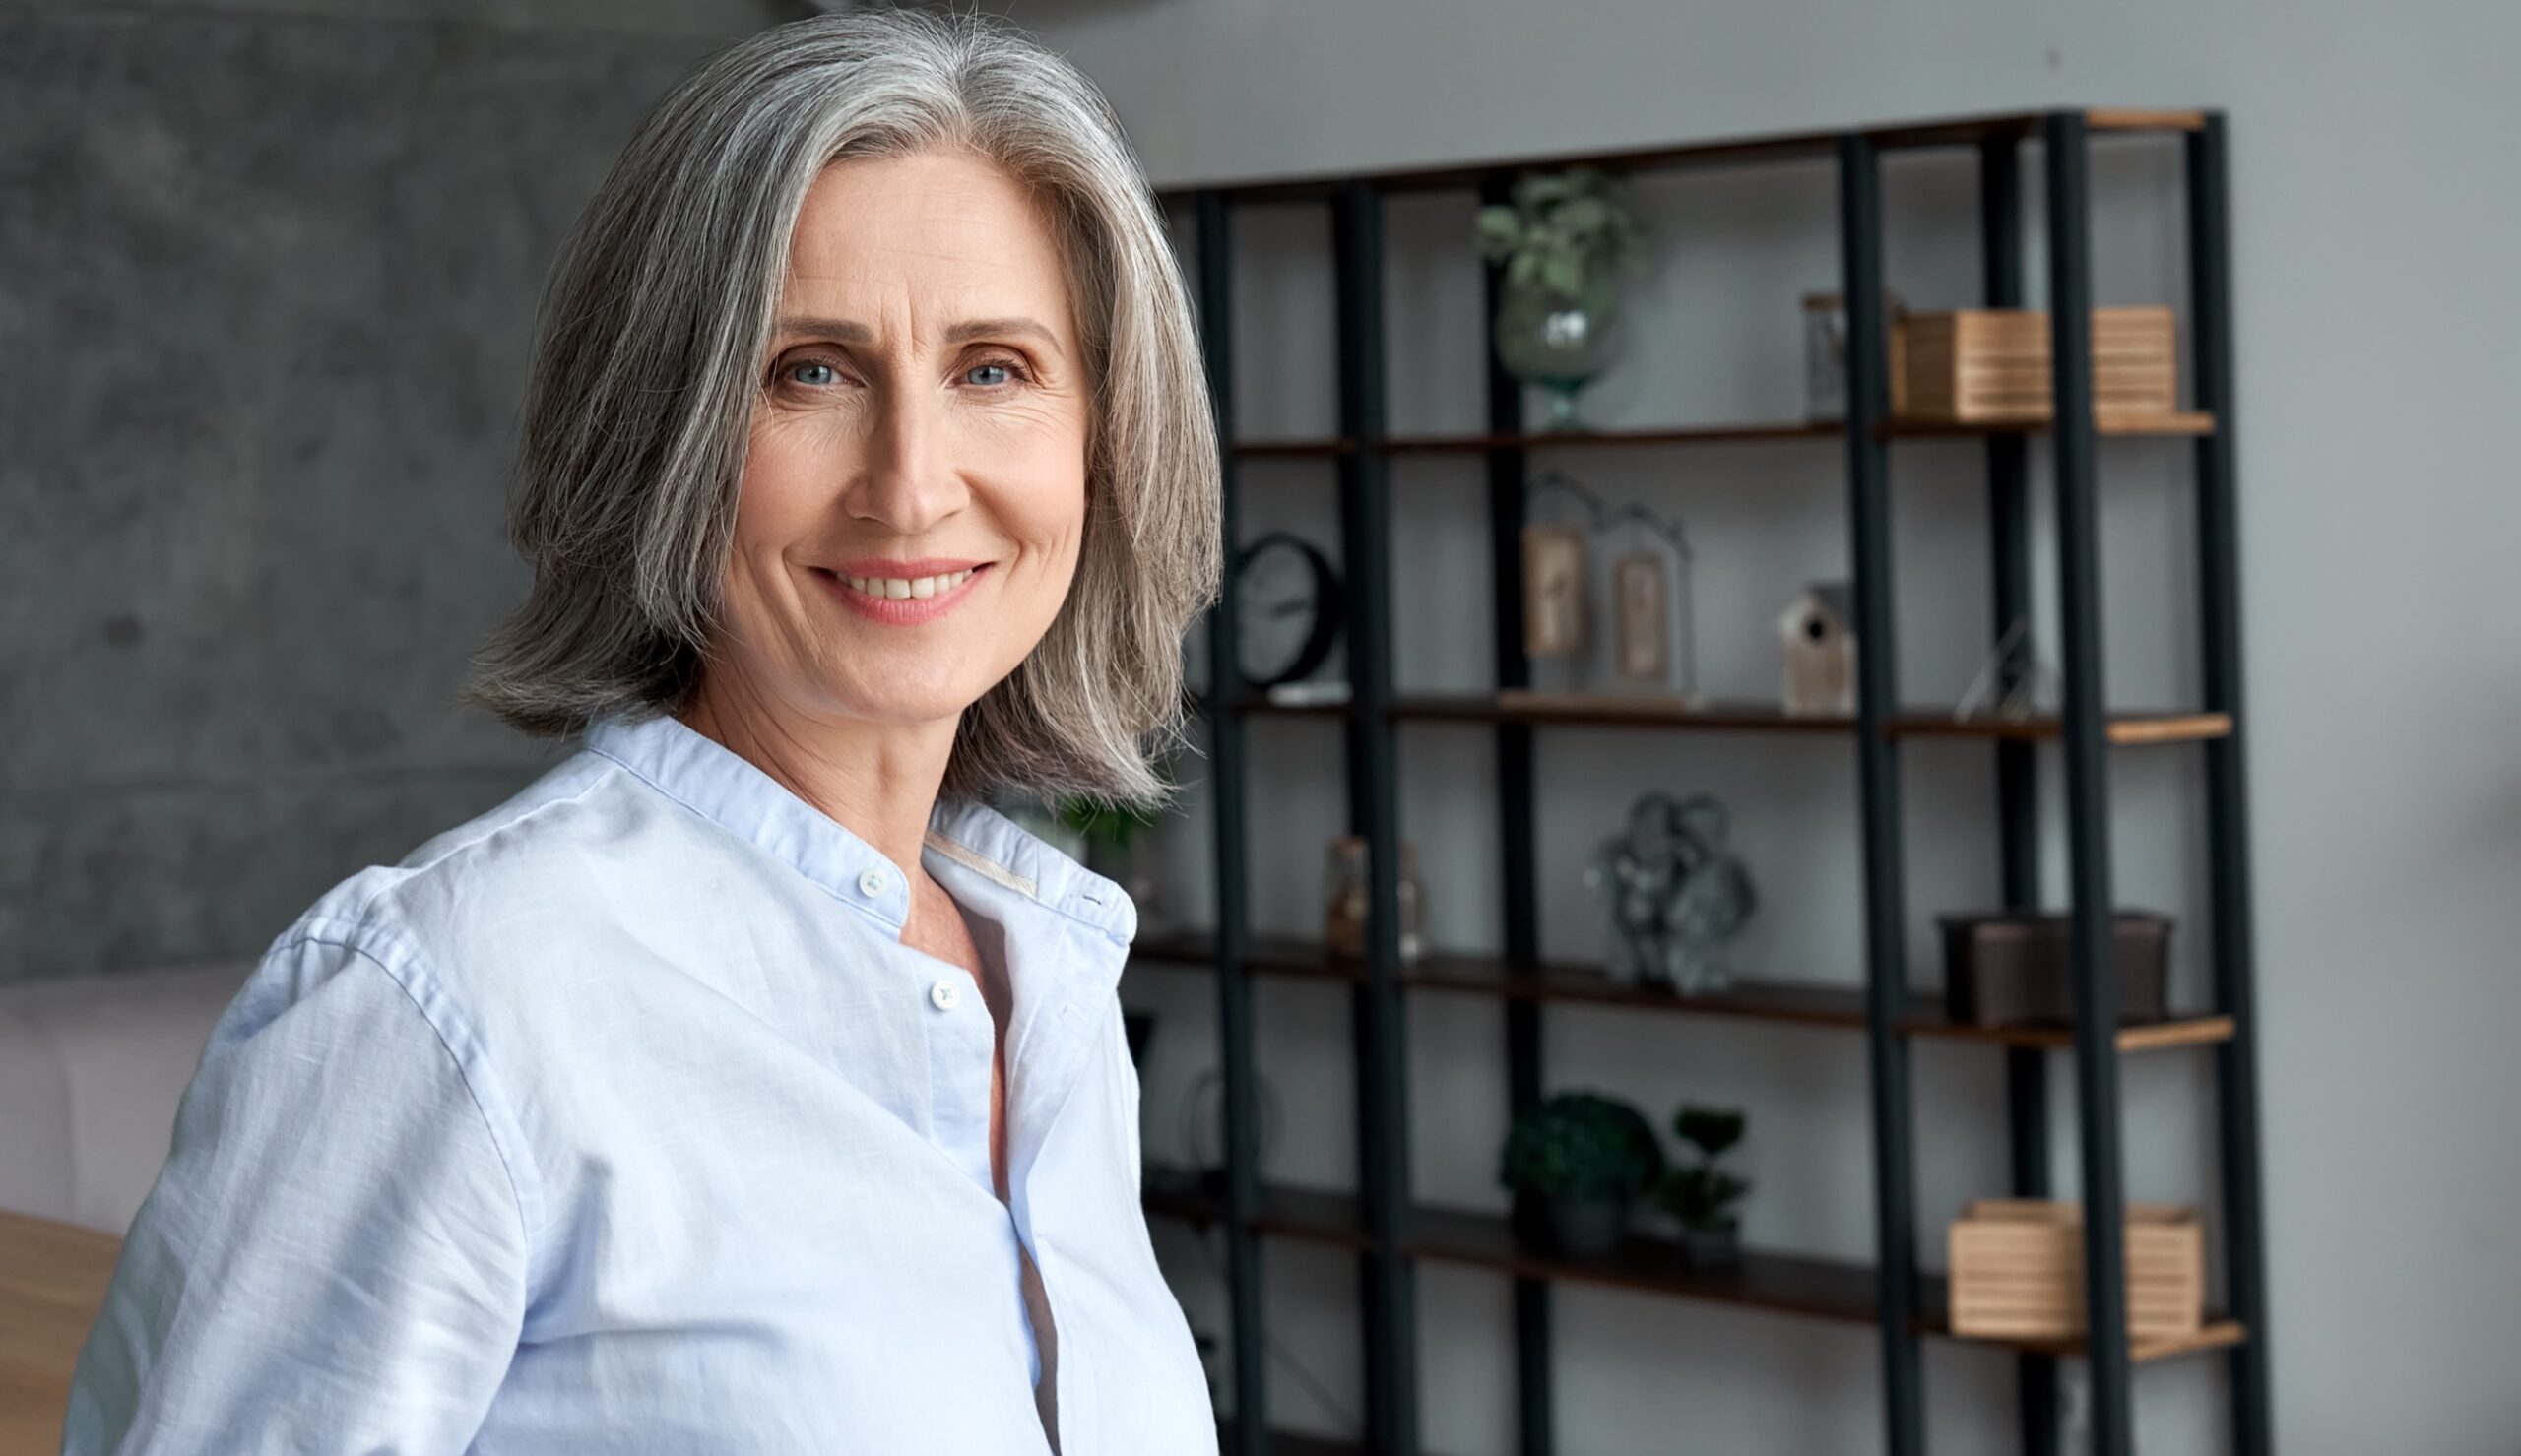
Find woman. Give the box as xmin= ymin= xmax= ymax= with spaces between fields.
xmin=63 ymin=10 xmax=1221 ymax=1454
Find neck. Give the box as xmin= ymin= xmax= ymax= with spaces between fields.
xmin=676 ymin=673 xmax=960 ymax=880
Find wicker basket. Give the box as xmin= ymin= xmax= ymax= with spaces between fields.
xmin=1948 ymin=1199 xmax=2204 ymax=1343
xmin=1891 ymin=307 xmax=2177 ymax=423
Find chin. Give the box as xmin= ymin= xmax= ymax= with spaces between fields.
xmin=816 ymin=665 xmax=994 ymax=726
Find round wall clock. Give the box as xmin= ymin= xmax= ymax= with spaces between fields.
xmin=1234 ymin=531 xmax=1344 ymax=688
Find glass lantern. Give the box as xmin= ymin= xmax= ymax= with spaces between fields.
xmin=1519 ymin=471 xmax=1604 ymax=697
xmin=1596 ymin=500 xmax=1699 ymax=705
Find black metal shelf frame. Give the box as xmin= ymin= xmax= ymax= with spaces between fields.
xmin=1168 ymin=108 xmax=2269 ymax=1456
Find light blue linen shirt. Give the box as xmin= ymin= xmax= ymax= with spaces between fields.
xmin=62 ymin=709 xmax=1217 ymax=1454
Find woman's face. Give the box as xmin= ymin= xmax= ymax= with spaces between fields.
xmin=712 ymin=149 xmax=1091 ymax=730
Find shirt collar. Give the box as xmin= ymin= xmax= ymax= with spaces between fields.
xmin=580 ymin=709 xmax=1137 ymax=947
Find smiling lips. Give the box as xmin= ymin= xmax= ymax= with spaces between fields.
xmin=814 ymin=558 xmax=991 ymax=625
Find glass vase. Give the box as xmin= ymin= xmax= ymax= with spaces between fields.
xmin=1493 ymin=274 xmax=1622 ymax=431
xmin=1323 ymin=836 xmax=1425 ymax=963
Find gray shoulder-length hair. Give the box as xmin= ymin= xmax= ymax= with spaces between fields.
xmin=464 ymin=8 xmax=1220 ymax=810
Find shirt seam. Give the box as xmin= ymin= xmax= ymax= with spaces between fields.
xmin=273 ymin=919 xmax=548 ymax=1316
xmin=312 ymin=752 xmax=623 ymax=934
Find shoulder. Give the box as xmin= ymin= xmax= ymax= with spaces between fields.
xmin=281 ymin=748 xmax=620 ymax=945
xmin=262 ymin=745 xmax=714 ymax=1025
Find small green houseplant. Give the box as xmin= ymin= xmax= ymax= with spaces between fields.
xmin=1056 ymin=794 xmax=1151 ymax=861
xmin=1474 ymin=167 xmax=1650 ymax=430
xmin=1653 ymin=1104 xmax=1751 ymax=1269
xmin=1498 ymin=1090 xmax=1666 ymax=1257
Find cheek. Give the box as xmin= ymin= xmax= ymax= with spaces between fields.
xmin=1006 ymin=471 xmax=1089 ymax=586
xmin=733 ymin=417 xmax=834 ymax=548
xmin=972 ymin=403 xmax=1090 ymax=559
xmin=729 ymin=431 xmax=857 ymax=618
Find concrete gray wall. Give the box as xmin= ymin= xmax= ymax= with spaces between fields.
xmin=0 ymin=0 xmax=781 ymax=979
xmin=998 ymin=1 xmax=2521 ymax=1453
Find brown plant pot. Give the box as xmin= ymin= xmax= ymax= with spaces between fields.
xmin=1511 ymin=1187 xmax=1632 ymax=1259
xmin=1679 ymin=1223 xmax=1742 ymax=1272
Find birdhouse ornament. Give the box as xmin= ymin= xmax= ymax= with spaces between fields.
xmin=1778 ymin=582 xmax=1857 ymax=716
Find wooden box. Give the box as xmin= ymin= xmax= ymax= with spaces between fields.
xmin=1948 ymin=1199 xmax=2204 ymax=1343
xmin=1891 ymin=307 xmax=2177 ymax=423
xmin=1939 ymin=911 xmax=2170 ymax=1029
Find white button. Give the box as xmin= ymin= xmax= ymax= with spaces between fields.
xmin=858 ymin=867 xmax=888 ymax=898
xmin=929 ymin=978 xmax=962 ymax=1011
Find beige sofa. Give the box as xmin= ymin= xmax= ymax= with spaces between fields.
xmin=0 ymin=963 xmax=254 ymax=1234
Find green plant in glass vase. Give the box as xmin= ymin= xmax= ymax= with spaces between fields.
xmin=1475 ymin=167 xmax=1650 ymax=431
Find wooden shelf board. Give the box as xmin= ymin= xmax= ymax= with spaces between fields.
xmin=1895 ymin=710 xmax=2235 ymax=745
xmin=1927 ymin=1014 xmax=2242 ymax=1053
xmin=1882 ymin=410 xmax=2216 ymax=439
xmin=1144 ymin=1163 xmax=1372 ymax=1248
xmin=1408 ymin=1202 xmax=1901 ymax=1326
xmin=1230 ymin=411 xmax=2215 ymax=457
xmin=1131 ymin=937 xmax=2234 ymax=1052
xmin=1146 ymin=1164 xmax=2242 ymax=1364
xmin=1991 ymin=1317 xmax=2249 ymax=1363
xmin=1385 ymin=421 xmax=1842 ymax=454
xmin=1406 ymin=954 xmax=1884 ymax=1028
xmin=1410 ymin=692 xmax=1855 ymax=732
xmin=1161 ymin=107 xmax=2211 ymax=203
xmin=1135 ymin=932 xmax=1367 ymax=983
xmin=1227 ymin=693 xmax=1350 ymax=719
xmin=1146 ymin=1163 xmax=1894 ymax=1327
xmin=1234 ymin=436 xmax=1355 ymax=458
xmin=1350 ymin=692 xmax=2230 ymax=744
xmin=1193 ymin=694 xmax=2233 ymax=744
xmin=2085 ymin=107 xmax=2210 ymax=133
xmin=1212 ymin=1421 xmax=1373 ymax=1456
xmin=1150 ymin=1168 xmax=2245 ymax=1366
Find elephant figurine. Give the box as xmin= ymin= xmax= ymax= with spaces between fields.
xmin=1584 ymin=791 xmax=1755 ymax=993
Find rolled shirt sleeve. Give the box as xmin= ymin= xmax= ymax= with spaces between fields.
xmin=61 ymin=927 xmax=533 ymax=1454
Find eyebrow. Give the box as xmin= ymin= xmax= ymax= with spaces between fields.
xmin=773 ymin=315 xmax=1065 ymax=356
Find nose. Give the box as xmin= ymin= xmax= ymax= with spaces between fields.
xmin=845 ymin=381 xmax=967 ymax=536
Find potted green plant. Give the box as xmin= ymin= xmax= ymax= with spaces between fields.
xmin=1498 ymin=1090 xmax=1665 ymax=1257
xmin=1653 ymin=1104 xmax=1750 ymax=1270
xmin=1474 ymin=167 xmax=1650 ymax=430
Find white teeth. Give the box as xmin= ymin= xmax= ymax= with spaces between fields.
xmin=838 ymin=568 xmax=975 ymax=601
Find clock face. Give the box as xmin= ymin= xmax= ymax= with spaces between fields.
xmin=1235 ymin=534 xmax=1340 ymax=687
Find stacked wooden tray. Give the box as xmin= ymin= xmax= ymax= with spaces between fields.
xmin=1891 ymin=306 xmax=2178 ymax=423
xmin=1948 ymin=1199 xmax=2206 ymax=1344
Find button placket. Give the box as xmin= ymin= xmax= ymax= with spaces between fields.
xmin=920 ymin=969 xmax=995 ymax=1195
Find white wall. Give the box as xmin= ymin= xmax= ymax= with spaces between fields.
xmin=1009 ymin=1 xmax=2521 ymax=1452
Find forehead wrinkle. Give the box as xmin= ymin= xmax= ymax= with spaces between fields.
xmin=775 ymin=164 xmax=1077 ymax=361
xmin=773 ymin=314 xmax=1063 ymax=348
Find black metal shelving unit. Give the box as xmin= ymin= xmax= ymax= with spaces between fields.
xmin=1148 ymin=106 xmax=2269 ymax=1456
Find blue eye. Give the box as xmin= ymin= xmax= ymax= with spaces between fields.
xmin=789 ymin=361 xmax=838 ymax=387
xmin=965 ymin=360 xmax=1014 ymax=387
